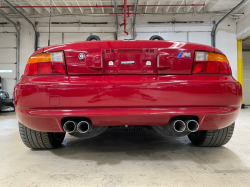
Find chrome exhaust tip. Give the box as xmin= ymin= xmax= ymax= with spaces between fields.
xmin=77 ymin=121 xmax=93 ymax=133
xmin=63 ymin=121 xmax=77 ymax=133
xmin=169 ymin=120 xmax=186 ymax=133
xmin=186 ymin=120 xmax=199 ymax=132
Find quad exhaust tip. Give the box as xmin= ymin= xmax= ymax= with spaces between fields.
xmin=168 ymin=119 xmax=199 ymax=133
xmin=63 ymin=121 xmax=77 ymax=133
xmin=169 ymin=120 xmax=186 ymax=133
xmin=186 ymin=120 xmax=199 ymax=132
xmin=77 ymin=121 xmax=93 ymax=133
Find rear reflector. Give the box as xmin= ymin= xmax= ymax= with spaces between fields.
xmin=192 ymin=51 xmax=231 ymax=75
xmin=24 ymin=52 xmax=66 ymax=76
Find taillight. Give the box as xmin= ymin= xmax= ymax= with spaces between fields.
xmin=24 ymin=52 xmax=66 ymax=76
xmin=192 ymin=51 xmax=231 ymax=75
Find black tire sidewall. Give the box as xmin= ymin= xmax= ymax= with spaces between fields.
xmin=86 ymin=35 xmax=101 ymax=41
xmin=48 ymin=132 xmax=66 ymax=148
xmin=149 ymin=35 xmax=164 ymax=40
xmin=188 ymin=130 xmax=208 ymax=146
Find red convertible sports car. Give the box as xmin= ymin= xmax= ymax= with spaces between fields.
xmin=14 ymin=36 xmax=242 ymax=149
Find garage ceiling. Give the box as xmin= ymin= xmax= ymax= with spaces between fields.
xmin=0 ymin=0 xmax=248 ymax=15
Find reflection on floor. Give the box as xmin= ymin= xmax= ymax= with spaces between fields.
xmin=0 ymin=109 xmax=250 ymax=186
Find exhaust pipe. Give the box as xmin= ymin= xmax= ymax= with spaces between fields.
xmin=63 ymin=121 xmax=77 ymax=133
xmin=186 ymin=120 xmax=199 ymax=132
xmin=77 ymin=121 xmax=93 ymax=133
xmin=168 ymin=120 xmax=186 ymax=132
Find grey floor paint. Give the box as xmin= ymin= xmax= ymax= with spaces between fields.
xmin=1 ymin=109 xmax=250 ymax=187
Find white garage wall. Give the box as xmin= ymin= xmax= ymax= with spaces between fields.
xmin=0 ymin=32 xmax=17 ymax=97
xmin=64 ymin=33 xmax=90 ymax=43
xmin=136 ymin=31 xmax=211 ymax=44
xmin=189 ymin=32 xmax=211 ymax=45
xmin=136 ymin=32 xmax=188 ymax=42
xmin=0 ymin=15 xmax=239 ymax=96
xmin=38 ymin=33 xmax=62 ymax=48
xmin=216 ymin=19 xmax=237 ymax=79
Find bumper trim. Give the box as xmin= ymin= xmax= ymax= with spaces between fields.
xmin=17 ymin=106 xmax=240 ymax=132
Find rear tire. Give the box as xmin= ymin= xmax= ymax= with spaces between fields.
xmin=188 ymin=123 xmax=235 ymax=147
xmin=18 ymin=122 xmax=65 ymax=149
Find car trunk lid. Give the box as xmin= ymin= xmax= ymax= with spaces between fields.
xmin=49 ymin=40 xmax=215 ymax=75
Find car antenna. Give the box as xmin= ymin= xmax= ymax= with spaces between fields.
xmin=48 ymin=0 xmax=52 ymax=46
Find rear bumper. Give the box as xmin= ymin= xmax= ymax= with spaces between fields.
xmin=15 ymin=75 xmax=242 ymax=132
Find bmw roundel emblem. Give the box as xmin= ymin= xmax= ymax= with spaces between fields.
xmin=78 ymin=53 xmax=85 ymax=60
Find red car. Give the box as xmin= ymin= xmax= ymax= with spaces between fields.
xmin=14 ymin=36 xmax=242 ymax=149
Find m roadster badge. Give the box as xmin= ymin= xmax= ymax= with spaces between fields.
xmin=177 ymin=52 xmax=191 ymax=58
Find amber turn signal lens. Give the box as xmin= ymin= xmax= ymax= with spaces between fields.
xmin=207 ymin=52 xmax=229 ymax=63
xmin=24 ymin=52 xmax=66 ymax=76
xmin=195 ymin=52 xmax=229 ymax=63
xmin=27 ymin=52 xmax=64 ymax=64
xmin=193 ymin=51 xmax=231 ymax=75
xmin=27 ymin=53 xmax=52 ymax=64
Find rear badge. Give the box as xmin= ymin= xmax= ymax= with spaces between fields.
xmin=177 ymin=52 xmax=191 ymax=58
xmin=121 ymin=61 xmax=135 ymax=65
xmin=78 ymin=53 xmax=85 ymax=60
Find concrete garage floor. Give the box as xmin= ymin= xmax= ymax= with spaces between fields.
xmin=0 ymin=110 xmax=250 ymax=187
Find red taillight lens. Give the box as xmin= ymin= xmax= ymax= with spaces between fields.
xmin=220 ymin=62 xmax=232 ymax=74
xmin=38 ymin=62 xmax=52 ymax=74
xmin=24 ymin=52 xmax=66 ymax=76
xmin=24 ymin=63 xmax=38 ymax=75
xmin=192 ymin=62 xmax=206 ymax=74
xmin=206 ymin=61 xmax=220 ymax=73
xmin=192 ymin=51 xmax=231 ymax=75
